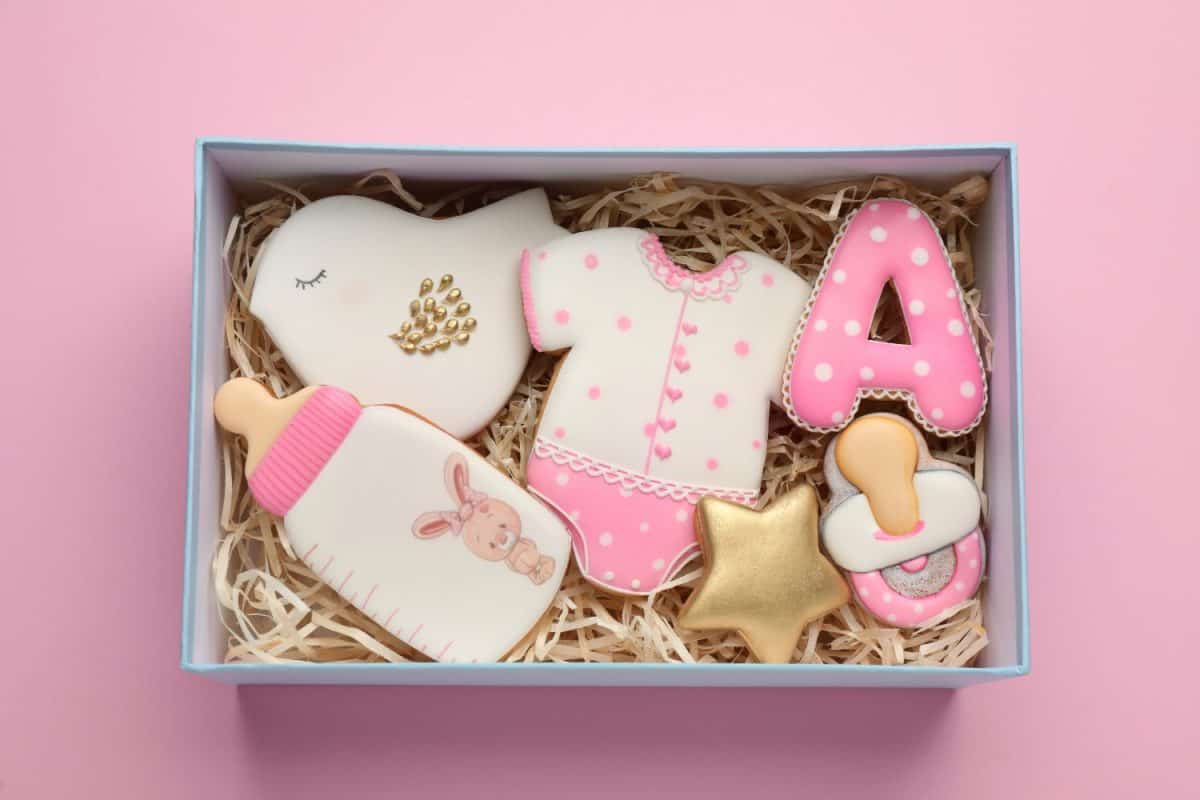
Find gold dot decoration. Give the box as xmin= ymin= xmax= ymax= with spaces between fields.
xmin=390 ymin=273 xmax=477 ymax=356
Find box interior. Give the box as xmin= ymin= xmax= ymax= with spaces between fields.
xmin=185 ymin=142 xmax=1026 ymax=687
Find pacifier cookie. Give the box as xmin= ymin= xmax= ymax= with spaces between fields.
xmin=214 ymin=378 xmax=571 ymax=662
xmin=821 ymin=413 xmax=985 ymax=627
xmin=519 ymin=228 xmax=811 ymax=594
xmin=782 ymin=199 xmax=987 ymax=436
xmin=249 ymin=188 xmax=567 ymax=439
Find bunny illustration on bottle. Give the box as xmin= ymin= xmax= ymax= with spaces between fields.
xmin=413 ymin=454 xmax=557 ymax=585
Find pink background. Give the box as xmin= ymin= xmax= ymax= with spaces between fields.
xmin=2 ymin=1 xmax=1196 ymax=796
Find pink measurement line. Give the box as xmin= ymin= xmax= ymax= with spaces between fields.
xmin=643 ymin=294 xmax=689 ymax=474
xmin=384 ymin=608 xmax=398 ymax=627
xmin=407 ymin=623 xmax=424 ymax=643
xmin=301 ymin=543 xmax=319 ymax=561
xmin=337 ymin=570 xmax=355 ymax=593
xmin=362 ymin=584 xmax=378 ymax=609
xmin=436 ymin=641 xmax=454 ymax=660
xmin=319 ymin=555 xmax=335 ymax=576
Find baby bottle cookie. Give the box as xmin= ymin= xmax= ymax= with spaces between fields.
xmin=821 ymin=413 xmax=985 ymax=627
xmin=249 ymin=188 xmax=567 ymax=439
xmin=214 ymin=379 xmax=571 ymax=662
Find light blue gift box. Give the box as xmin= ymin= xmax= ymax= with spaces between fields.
xmin=183 ymin=139 xmax=1028 ymax=688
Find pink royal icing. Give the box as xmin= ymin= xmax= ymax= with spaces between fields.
xmin=640 ymin=235 xmax=750 ymax=302
xmin=781 ymin=200 xmax=987 ymax=436
xmin=519 ymin=228 xmax=809 ymax=594
xmin=849 ymin=529 xmax=985 ymax=627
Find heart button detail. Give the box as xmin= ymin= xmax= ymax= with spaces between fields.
xmin=658 ymin=417 xmax=677 ymax=432
xmin=654 ymin=443 xmax=673 ymax=460
xmin=665 ymin=387 xmax=683 ymax=402
xmin=681 ymin=322 xmax=699 ymax=335
xmin=674 ymin=358 xmax=691 ymax=373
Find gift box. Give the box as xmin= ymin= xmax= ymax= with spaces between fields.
xmin=183 ymin=139 xmax=1027 ymax=687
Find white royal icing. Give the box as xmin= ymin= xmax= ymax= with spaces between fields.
xmin=524 ymin=228 xmax=810 ymax=495
xmin=284 ymin=406 xmax=571 ymax=663
xmin=251 ymin=189 xmax=567 ymax=438
xmin=821 ymin=470 xmax=981 ymax=573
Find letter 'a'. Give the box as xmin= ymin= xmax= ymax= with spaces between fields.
xmin=781 ymin=200 xmax=986 ymax=436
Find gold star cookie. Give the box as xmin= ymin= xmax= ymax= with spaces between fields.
xmin=678 ymin=485 xmax=850 ymax=664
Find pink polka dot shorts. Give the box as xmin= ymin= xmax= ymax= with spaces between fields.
xmin=527 ymin=451 xmax=735 ymax=594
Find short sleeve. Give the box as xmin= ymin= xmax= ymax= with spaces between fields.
xmin=519 ymin=229 xmax=632 ymax=352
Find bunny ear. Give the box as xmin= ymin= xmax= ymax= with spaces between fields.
xmin=412 ymin=513 xmax=452 ymax=539
xmin=444 ymin=453 xmax=470 ymax=503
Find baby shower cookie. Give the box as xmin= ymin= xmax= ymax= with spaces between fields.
xmin=678 ymin=485 xmax=849 ymax=664
xmin=250 ymin=189 xmax=567 ymax=439
xmin=214 ymin=378 xmax=571 ymax=663
xmin=782 ymin=199 xmax=987 ymax=436
xmin=821 ymin=413 xmax=985 ymax=628
xmin=520 ymin=228 xmax=811 ymax=594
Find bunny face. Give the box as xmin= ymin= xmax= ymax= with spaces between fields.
xmin=411 ymin=453 xmax=525 ymax=562
xmin=460 ymin=500 xmax=522 ymax=562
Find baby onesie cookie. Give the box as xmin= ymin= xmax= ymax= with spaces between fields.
xmin=782 ymin=199 xmax=987 ymax=436
xmin=821 ymin=413 xmax=985 ymax=628
xmin=214 ymin=378 xmax=571 ymax=663
xmin=250 ymin=189 xmax=567 ymax=439
xmin=520 ymin=228 xmax=811 ymax=594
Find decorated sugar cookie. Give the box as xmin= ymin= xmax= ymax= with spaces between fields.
xmin=678 ymin=485 xmax=849 ymax=664
xmin=250 ymin=189 xmax=567 ymax=439
xmin=214 ymin=378 xmax=571 ymax=663
xmin=821 ymin=413 xmax=985 ymax=628
xmin=782 ymin=199 xmax=987 ymax=436
xmin=519 ymin=228 xmax=811 ymax=594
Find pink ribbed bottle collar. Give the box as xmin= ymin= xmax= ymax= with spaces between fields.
xmin=247 ymin=386 xmax=362 ymax=516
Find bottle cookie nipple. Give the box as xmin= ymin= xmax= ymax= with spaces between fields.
xmin=213 ymin=378 xmax=317 ymax=475
xmin=833 ymin=415 xmax=920 ymax=536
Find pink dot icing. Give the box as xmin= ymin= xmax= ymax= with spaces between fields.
xmin=553 ymin=426 xmax=566 ymax=439
xmin=762 ymin=274 xmax=774 ymax=287
xmin=752 ymin=439 xmax=762 ymax=449
xmin=537 ymin=251 xmax=547 ymax=260
xmin=554 ymin=309 xmax=570 ymax=325
xmin=713 ymin=393 xmax=729 ymax=409
xmin=587 ymin=386 xmax=601 ymax=400
xmin=617 ymin=315 xmax=632 ymax=331
xmin=706 ymin=458 xmax=719 ymax=470
xmin=584 ymin=253 xmax=599 ymax=270
xmin=734 ymin=340 xmax=750 ymax=357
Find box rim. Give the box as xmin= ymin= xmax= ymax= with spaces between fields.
xmin=183 ymin=138 xmax=1028 ymax=681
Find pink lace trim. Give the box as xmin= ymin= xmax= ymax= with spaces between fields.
xmin=531 ymin=438 xmax=758 ymax=506
xmin=639 ymin=234 xmax=749 ymax=301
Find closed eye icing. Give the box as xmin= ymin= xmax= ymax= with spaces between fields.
xmin=295 ymin=269 xmax=327 ymax=289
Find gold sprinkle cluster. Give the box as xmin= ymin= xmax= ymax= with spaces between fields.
xmin=389 ymin=273 xmax=477 ymax=355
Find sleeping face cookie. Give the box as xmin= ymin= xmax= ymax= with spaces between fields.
xmin=782 ymin=199 xmax=987 ymax=436
xmin=520 ymin=228 xmax=811 ymax=594
xmin=250 ymin=189 xmax=567 ymax=439
xmin=821 ymin=413 xmax=985 ymax=628
xmin=214 ymin=378 xmax=571 ymax=663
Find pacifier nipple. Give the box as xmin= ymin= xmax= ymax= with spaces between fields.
xmin=834 ymin=415 xmax=920 ymax=536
